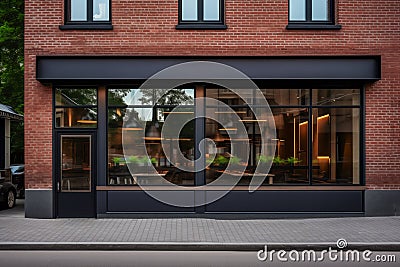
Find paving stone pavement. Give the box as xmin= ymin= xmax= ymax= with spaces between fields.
xmin=0 ymin=201 xmax=399 ymax=245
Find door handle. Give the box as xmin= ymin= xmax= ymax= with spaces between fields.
xmin=57 ymin=181 xmax=60 ymax=192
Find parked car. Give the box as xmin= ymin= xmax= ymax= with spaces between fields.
xmin=10 ymin=164 xmax=24 ymax=198
xmin=0 ymin=174 xmax=17 ymax=209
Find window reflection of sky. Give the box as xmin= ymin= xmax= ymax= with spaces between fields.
xmin=312 ymin=0 xmax=328 ymax=21
xmin=71 ymin=0 xmax=87 ymax=21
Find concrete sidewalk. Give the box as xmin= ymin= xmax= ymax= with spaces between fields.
xmin=0 ymin=201 xmax=399 ymax=251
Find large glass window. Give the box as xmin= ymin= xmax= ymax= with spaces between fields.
xmin=312 ymin=108 xmax=360 ymax=185
xmin=107 ymin=88 xmax=195 ymax=186
xmin=55 ymin=88 xmax=98 ymax=128
xmin=178 ymin=0 xmax=226 ymax=29
xmin=105 ymin=87 xmax=361 ymax=186
xmin=66 ymin=0 xmax=110 ymax=24
xmin=206 ymin=89 xmax=310 ymax=185
xmin=206 ymin=88 xmax=361 ymax=186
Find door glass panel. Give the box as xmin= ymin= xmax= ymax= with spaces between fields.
xmin=55 ymin=108 xmax=98 ymax=128
xmin=61 ymin=136 xmax=91 ymax=192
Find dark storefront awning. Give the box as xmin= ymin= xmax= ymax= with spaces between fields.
xmin=36 ymin=56 xmax=381 ymax=87
xmin=0 ymin=104 xmax=23 ymax=121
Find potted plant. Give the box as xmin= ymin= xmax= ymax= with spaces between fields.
xmin=257 ymin=155 xmax=273 ymax=165
xmin=286 ymin=156 xmax=301 ymax=165
xmin=229 ymin=156 xmax=242 ymax=172
xmin=127 ymin=156 xmax=140 ymax=165
xmin=273 ymin=156 xmax=286 ymax=165
xmin=213 ymin=155 xmax=229 ymax=169
xmin=151 ymin=157 xmax=158 ymax=166
xmin=113 ymin=157 xmax=121 ymax=167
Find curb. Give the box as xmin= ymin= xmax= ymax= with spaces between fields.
xmin=1 ymin=242 xmax=400 ymax=251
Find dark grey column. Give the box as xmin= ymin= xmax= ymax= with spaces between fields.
xmin=365 ymin=190 xmax=400 ymax=216
xmin=97 ymin=86 xmax=107 ymax=215
xmin=195 ymin=85 xmax=206 ymax=212
xmin=25 ymin=189 xmax=53 ymax=219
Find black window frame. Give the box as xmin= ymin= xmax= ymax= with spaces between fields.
xmin=60 ymin=0 xmax=113 ymax=30
xmin=176 ymin=0 xmax=227 ymax=30
xmin=106 ymin=87 xmax=197 ymax=186
xmin=54 ymin=87 xmax=99 ymax=129
xmin=286 ymin=0 xmax=341 ymax=30
xmin=204 ymin=87 xmax=364 ymax=186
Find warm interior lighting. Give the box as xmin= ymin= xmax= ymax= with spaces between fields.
xmin=317 ymin=114 xmax=330 ymax=120
xmin=77 ymin=120 xmax=97 ymax=124
xmin=213 ymin=130 xmax=225 ymax=142
xmin=299 ymin=121 xmax=308 ymax=126
xmin=143 ymin=137 xmax=163 ymax=141
xmin=123 ymin=118 xmax=144 ymax=131
xmin=122 ymin=127 xmax=143 ymax=131
xmin=78 ymin=112 xmax=97 ymax=124
xmin=116 ymin=108 xmax=122 ymax=117
xmin=317 ymin=156 xmax=330 ymax=159
xmin=68 ymin=109 xmax=72 ymax=127
xmin=218 ymin=128 xmax=238 ymax=131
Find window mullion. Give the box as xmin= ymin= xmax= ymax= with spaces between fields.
xmin=87 ymin=0 xmax=93 ymax=22
xmin=306 ymin=0 xmax=312 ymax=22
xmin=308 ymin=89 xmax=313 ymax=185
xmin=220 ymin=0 xmax=224 ymax=23
xmin=198 ymin=0 xmax=204 ymax=22
xmin=330 ymin=0 xmax=335 ymax=23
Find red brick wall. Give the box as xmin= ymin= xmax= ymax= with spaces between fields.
xmin=24 ymin=0 xmax=400 ymax=189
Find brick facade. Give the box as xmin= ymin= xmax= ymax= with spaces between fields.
xmin=25 ymin=1 xmax=400 ymax=190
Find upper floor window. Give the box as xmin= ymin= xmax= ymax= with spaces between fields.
xmin=287 ymin=0 xmax=341 ymax=30
xmin=176 ymin=0 xmax=227 ymax=29
xmin=60 ymin=0 xmax=113 ymax=30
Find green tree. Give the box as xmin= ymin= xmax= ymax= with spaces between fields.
xmin=0 ymin=0 xmax=24 ymax=163
xmin=139 ymin=89 xmax=193 ymax=106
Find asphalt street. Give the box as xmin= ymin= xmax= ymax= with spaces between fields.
xmin=0 ymin=251 xmax=398 ymax=267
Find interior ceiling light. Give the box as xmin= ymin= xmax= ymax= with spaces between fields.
xmin=77 ymin=113 xmax=97 ymax=124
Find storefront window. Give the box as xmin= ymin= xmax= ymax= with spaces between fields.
xmin=262 ymin=89 xmax=309 ymax=106
xmin=106 ymin=87 xmax=361 ymax=186
xmin=107 ymin=88 xmax=195 ymax=186
xmin=206 ymin=88 xmax=360 ymax=186
xmin=312 ymin=108 xmax=360 ymax=185
xmin=270 ymin=108 xmax=309 ymax=184
xmin=313 ymin=89 xmax=360 ymax=106
xmin=55 ymin=88 xmax=97 ymax=128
